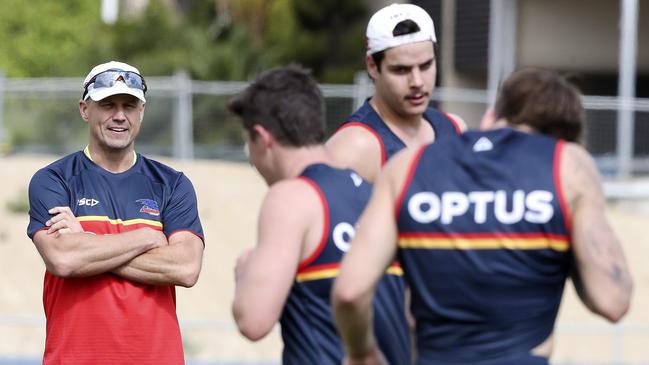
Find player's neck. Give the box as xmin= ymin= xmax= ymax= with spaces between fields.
xmin=84 ymin=145 xmax=137 ymax=173
xmin=369 ymin=96 xmax=432 ymax=145
xmin=279 ymin=144 xmax=330 ymax=179
xmin=492 ymin=119 xmax=537 ymax=135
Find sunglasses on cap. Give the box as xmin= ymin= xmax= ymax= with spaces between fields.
xmin=82 ymin=69 xmax=148 ymax=100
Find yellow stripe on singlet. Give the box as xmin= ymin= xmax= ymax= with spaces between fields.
xmin=398 ymin=236 xmax=569 ymax=252
xmin=296 ymin=264 xmax=404 ymax=283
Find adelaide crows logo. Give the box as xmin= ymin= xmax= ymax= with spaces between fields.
xmin=136 ymin=199 xmax=160 ymax=217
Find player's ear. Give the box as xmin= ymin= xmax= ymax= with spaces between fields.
xmin=253 ymin=124 xmax=274 ymax=148
xmin=366 ymin=55 xmax=380 ymax=81
xmin=79 ymin=100 xmax=89 ymax=122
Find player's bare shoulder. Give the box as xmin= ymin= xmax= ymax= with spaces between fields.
xmin=445 ymin=112 xmax=468 ymax=133
xmin=327 ymin=124 xmax=383 ymax=159
xmin=326 ymin=125 xmax=383 ymax=181
xmin=263 ymin=178 xmax=323 ymax=222
xmin=558 ymin=141 xmax=607 ymax=215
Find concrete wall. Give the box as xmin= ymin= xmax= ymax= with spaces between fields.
xmin=439 ymin=0 xmax=648 ymax=127
xmin=442 ymin=0 xmax=649 ymax=77
xmin=517 ymin=0 xmax=649 ymax=73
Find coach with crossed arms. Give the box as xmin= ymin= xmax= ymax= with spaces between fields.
xmin=27 ymin=61 xmax=204 ymax=364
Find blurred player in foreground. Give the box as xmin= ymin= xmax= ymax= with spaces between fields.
xmin=332 ymin=68 xmax=633 ymax=365
xmin=229 ymin=65 xmax=410 ymax=365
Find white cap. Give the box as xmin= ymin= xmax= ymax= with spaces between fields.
xmin=83 ymin=61 xmax=146 ymax=102
xmin=366 ymin=3 xmax=437 ymax=56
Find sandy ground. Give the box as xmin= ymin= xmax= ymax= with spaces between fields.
xmin=0 ymin=154 xmax=647 ymax=363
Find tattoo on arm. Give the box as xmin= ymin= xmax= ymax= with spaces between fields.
xmin=611 ymin=264 xmax=622 ymax=283
xmin=584 ymin=224 xmax=603 ymax=255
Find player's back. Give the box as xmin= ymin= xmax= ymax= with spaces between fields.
xmin=280 ymin=163 xmax=410 ymax=365
xmin=396 ymin=128 xmax=571 ymax=365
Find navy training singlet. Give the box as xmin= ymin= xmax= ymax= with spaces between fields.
xmin=339 ymin=99 xmax=462 ymax=164
xmin=395 ymin=129 xmax=571 ymax=365
xmin=279 ymin=163 xmax=410 ymax=365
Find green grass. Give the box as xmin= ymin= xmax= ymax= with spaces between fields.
xmin=6 ymin=189 xmax=29 ymax=214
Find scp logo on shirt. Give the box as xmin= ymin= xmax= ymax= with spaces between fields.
xmin=78 ymin=198 xmax=99 ymax=207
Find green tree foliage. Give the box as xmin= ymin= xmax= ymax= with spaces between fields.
xmin=0 ymin=0 xmax=369 ymax=82
xmin=6 ymin=188 xmax=29 ymax=214
xmin=101 ymin=0 xmax=369 ymax=82
xmin=0 ymin=0 xmax=371 ymax=156
xmin=265 ymin=0 xmax=367 ymax=83
xmin=96 ymin=0 xmax=268 ymax=80
xmin=0 ymin=0 xmax=100 ymax=76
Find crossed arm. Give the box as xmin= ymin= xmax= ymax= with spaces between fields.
xmin=32 ymin=206 xmax=203 ymax=287
xmin=112 ymin=230 xmax=203 ymax=287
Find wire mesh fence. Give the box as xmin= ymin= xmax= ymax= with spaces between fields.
xmin=3 ymin=72 xmax=649 ymax=179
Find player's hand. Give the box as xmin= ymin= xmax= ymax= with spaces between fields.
xmin=234 ymin=248 xmax=254 ymax=283
xmin=46 ymin=206 xmax=84 ymax=235
xmin=136 ymin=227 xmax=169 ymax=248
xmin=343 ymin=348 xmax=389 ymax=365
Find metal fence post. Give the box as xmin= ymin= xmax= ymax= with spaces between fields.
xmin=616 ymin=0 xmax=638 ymax=179
xmin=173 ymin=70 xmax=194 ymax=160
xmin=353 ymin=71 xmax=371 ymax=111
xmin=612 ymin=323 xmax=625 ymax=365
xmin=487 ymin=0 xmax=518 ymax=107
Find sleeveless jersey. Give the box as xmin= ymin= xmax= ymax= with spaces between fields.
xmin=280 ymin=163 xmax=410 ymax=365
xmin=395 ymin=129 xmax=571 ymax=365
xmin=340 ymin=99 xmax=462 ymax=164
xmin=27 ymin=150 xmax=204 ymax=365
